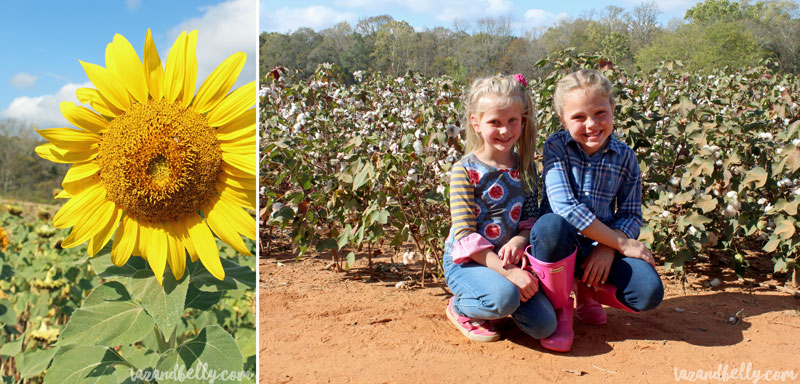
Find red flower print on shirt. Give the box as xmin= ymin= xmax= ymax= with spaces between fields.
xmin=485 ymin=223 xmax=501 ymax=240
xmin=488 ymin=185 xmax=504 ymax=200
xmin=467 ymin=169 xmax=481 ymax=186
xmin=474 ymin=204 xmax=481 ymax=217
xmin=509 ymin=169 xmax=520 ymax=181
xmin=510 ymin=203 xmax=522 ymax=222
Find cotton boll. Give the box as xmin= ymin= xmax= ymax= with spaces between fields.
xmin=413 ymin=140 xmax=424 ymax=156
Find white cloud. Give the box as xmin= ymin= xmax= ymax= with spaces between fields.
xmin=169 ymin=0 xmax=257 ymax=89
xmin=125 ymin=0 xmax=141 ymax=11
xmin=262 ymin=6 xmax=357 ymax=33
xmin=520 ymin=9 xmax=569 ymax=29
xmin=9 ymin=73 xmax=38 ymax=89
xmin=1 ymin=82 xmax=91 ymax=128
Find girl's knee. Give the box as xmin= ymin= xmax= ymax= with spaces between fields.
xmin=530 ymin=214 xmax=575 ymax=262
xmin=483 ymin=282 xmax=520 ymax=318
xmin=627 ymin=276 xmax=664 ymax=312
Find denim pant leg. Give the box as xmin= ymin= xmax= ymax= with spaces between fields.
xmin=606 ymin=256 xmax=664 ymax=312
xmin=444 ymin=256 xmax=520 ymax=320
xmin=511 ymin=291 xmax=558 ymax=339
xmin=529 ymin=213 xmax=578 ymax=263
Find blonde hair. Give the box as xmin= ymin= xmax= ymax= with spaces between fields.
xmin=553 ymin=69 xmax=614 ymax=119
xmin=461 ymin=74 xmax=537 ymax=193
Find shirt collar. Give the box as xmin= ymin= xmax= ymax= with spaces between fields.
xmin=564 ymin=131 xmax=622 ymax=156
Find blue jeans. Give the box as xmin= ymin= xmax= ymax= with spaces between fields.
xmin=529 ymin=213 xmax=664 ymax=312
xmin=444 ymin=254 xmax=558 ymax=339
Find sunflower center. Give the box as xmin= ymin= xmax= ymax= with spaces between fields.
xmin=98 ymin=99 xmax=221 ymax=222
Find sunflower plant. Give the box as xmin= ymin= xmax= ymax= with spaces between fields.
xmin=29 ymin=30 xmax=256 ymax=383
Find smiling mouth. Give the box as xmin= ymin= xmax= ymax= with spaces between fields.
xmin=495 ymin=136 xmax=513 ymax=143
xmin=584 ymin=132 xmax=603 ymax=140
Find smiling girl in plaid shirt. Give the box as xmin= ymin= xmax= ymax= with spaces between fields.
xmin=524 ymin=69 xmax=664 ymax=352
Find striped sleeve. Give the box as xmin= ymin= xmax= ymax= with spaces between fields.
xmin=450 ymin=162 xmax=477 ymax=242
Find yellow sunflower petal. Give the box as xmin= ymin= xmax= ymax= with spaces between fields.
xmin=61 ymin=200 xmax=116 ymax=248
xmin=221 ymin=162 xmax=251 ymax=179
xmin=217 ymin=108 xmax=255 ymax=141
xmin=108 ymin=34 xmax=149 ymax=103
xmin=163 ymin=31 xmax=187 ymax=104
xmin=205 ymin=198 xmax=251 ymax=256
xmin=55 ymin=189 xmax=71 ymax=199
xmin=75 ymin=88 xmax=122 ymax=117
xmin=192 ymin=52 xmax=246 ymax=114
xmin=63 ymin=174 xmax=101 ymax=196
xmin=221 ymin=152 xmax=256 ymax=176
xmin=165 ymin=220 xmax=186 ymax=280
xmin=79 ymin=60 xmax=131 ymax=112
xmin=63 ymin=161 xmax=99 ymax=184
xmin=180 ymin=30 xmax=198 ymax=108
xmin=52 ymin=182 xmax=105 ymax=228
xmin=144 ymin=29 xmax=164 ymax=101
xmin=36 ymin=128 xmax=100 ymax=150
xmin=185 ymin=214 xmax=224 ymax=280
xmin=88 ymin=205 xmax=122 ymax=257
xmin=143 ymin=222 xmax=167 ymax=285
xmin=219 ymin=172 xmax=256 ymax=190
xmin=177 ymin=218 xmax=199 ymax=262
xmin=216 ymin=183 xmax=255 ymax=210
xmin=35 ymin=143 xmax=98 ymax=164
xmin=208 ymin=195 xmax=256 ymax=241
xmin=220 ymin=137 xmax=255 ymax=154
xmin=60 ymin=102 xmax=108 ymax=134
xmin=111 ymin=215 xmax=138 ymax=266
xmin=207 ymin=81 xmax=256 ymax=127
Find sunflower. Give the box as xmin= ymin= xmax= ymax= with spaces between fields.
xmin=0 ymin=226 xmax=8 ymax=252
xmin=35 ymin=30 xmax=256 ymax=284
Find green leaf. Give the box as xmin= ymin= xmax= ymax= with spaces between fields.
xmin=345 ymin=252 xmax=356 ymax=270
xmin=337 ymin=224 xmax=352 ymax=249
xmin=235 ymin=327 xmax=256 ymax=360
xmin=674 ymin=191 xmax=694 ymax=205
xmin=696 ymin=194 xmax=718 ymax=213
xmin=353 ymin=162 xmax=374 ymax=191
xmin=741 ymin=167 xmax=768 ymax=189
xmin=0 ymin=298 xmax=16 ymax=325
xmin=774 ymin=198 xmax=799 ymax=216
xmin=185 ymin=284 xmax=223 ymax=310
xmin=44 ymin=345 xmax=125 ymax=384
xmin=82 ymin=281 xmax=132 ymax=306
xmin=316 ymin=238 xmax=338 ymax=252
xmin=127 ymin=269 xmax=189 ymax=336
xmin=763 ymin=235 xmax=781 ymax=253
xmin=17 ymin=347 xmax=58 ymax=379
xmin=155 ymin=326 xmax=244 ymax=384
xmin=0 ymin=337 xmax=22 ymax=357
xmin=59 ymin=298 xmax=155 ymax=347
xmin=90 ymin=254 xmax=148 ymax=281
xmin=774 ymin=218 xmax=796 ymax=240
xmin=189 ymin=258 xmax=255 ymax=292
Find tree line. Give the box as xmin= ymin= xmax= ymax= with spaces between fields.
xmin=260 ymin=0 xmax=800 ymax=83
xmin=0 ymin=120 xmax=67 ymax=203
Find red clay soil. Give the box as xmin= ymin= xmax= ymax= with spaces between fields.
xmin=260 ymin=243 xmax=800 ymax=384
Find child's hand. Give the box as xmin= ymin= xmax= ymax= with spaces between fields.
xmin=505 ymin=267 xmax=538 ymax=302
xmin=620 ymin=239 xmax=656 ymax=267
xmin=498 ymin=235 xmax=528 ymax=268
xmin=582 ymin=245 xmax=615 ymax=286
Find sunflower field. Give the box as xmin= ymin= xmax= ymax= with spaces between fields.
xmin=261 ymin=51 xmax=800 ymax=286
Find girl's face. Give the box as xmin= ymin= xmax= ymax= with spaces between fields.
xmin=470 ymin=95 xmax=522 ymax=159
xmin=559 ymin=88 xmax=614 ymax=156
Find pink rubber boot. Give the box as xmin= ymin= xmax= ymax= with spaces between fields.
xmin=575 ymin=282 xmax=608 ymax=325
xmin=523 ymin=245 xmax=577 ymax=352
xmin=592 ymin=283 xmax=638 ymax=314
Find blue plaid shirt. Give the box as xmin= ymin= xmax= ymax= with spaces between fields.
xmin=540 ymin=130 xmax=643 ymax=240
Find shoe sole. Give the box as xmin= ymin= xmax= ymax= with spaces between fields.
xmin=445 ymin=304 xmax=500 ymax=343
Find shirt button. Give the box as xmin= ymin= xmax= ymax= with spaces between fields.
xmin=587 ymin=163 xmax=592 ymax=167
xmin=584 ymin=192 xmax=589 ymax=196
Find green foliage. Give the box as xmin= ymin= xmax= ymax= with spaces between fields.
xmin=0 ymin=208 xmax=256 ymax=382
xmin=261 ymin=52 xmax=800 ymax=284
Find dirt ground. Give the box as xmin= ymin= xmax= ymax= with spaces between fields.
xmin=260 ymin=240 xmax=800 ymax=384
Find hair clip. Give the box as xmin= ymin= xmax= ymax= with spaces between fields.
xmin=514 ymin=73 xmax=527 ymax=87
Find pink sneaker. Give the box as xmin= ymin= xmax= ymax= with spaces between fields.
xmin=446 ymin=297 xmax=500 ymax=342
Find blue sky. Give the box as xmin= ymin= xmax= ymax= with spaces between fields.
xmin=1 ymin=0 xmax=257 ymax=130
xmin=261 ymin=0 xmax=703 ymax=34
